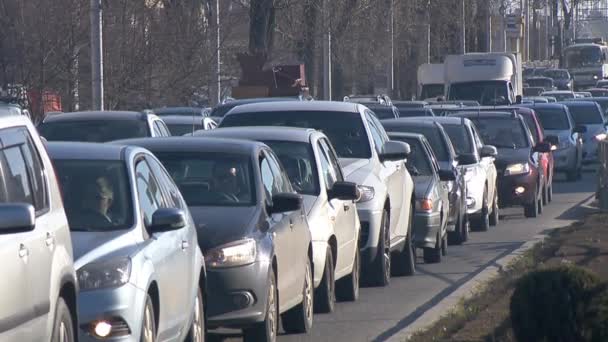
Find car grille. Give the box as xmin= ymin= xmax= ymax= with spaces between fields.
xmin=359 ymin=222 xmax=370 ymax=248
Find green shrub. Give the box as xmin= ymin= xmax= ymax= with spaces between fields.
xmin=510 ymin=266 xmax=601 ymax=342
xmin=584 ymin=285 xmax=608 ymax=342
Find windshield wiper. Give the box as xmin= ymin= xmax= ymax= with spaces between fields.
xmin=491 ymin=143 xmax=517 ymax=149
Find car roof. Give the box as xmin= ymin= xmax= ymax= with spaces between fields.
xmin=560 ymin=101 xmax=599 ymax=107
xmin=153 ymin=107 xmax=205 ymax=115
xmin=159 ymin=116 xmax=204 ymax=124
xmin=46 ymin=142 xmax=127 ymax=161
xmin=380 ymin=118 xmax=438 ymax=128
xmin=453 ymin=111 xmax=519 ymax=119
xmin=42 ymin=110 xmax=148 ymax=123
xmin=194 ymin=126 xmax=317 ymax=143
xmin=520 ymin=103 xmax=568 ymax=110
xmin=414 ymin=116 xmax=469 ymax=126
xmin=226 ymin=101 xmax=360 ymax=115
xmin=112 ymin=137 xmax=264 ymax=155
xmin=0 ymin=114 xmax=36 ymax=129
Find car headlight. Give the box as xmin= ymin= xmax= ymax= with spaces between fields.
xmin=77 ymin=258 xmax=131 ymax=291
xmin=594 ymin=75 xmax=599 ymax=80
xmin=595 ymin=133 xmax=607 ymax=141
xmin=504 ymin=163 xmax=530 ymax=176
xmin=356 ymin=185 xmax=375 ymax=203
xmin=205 ymin=239 xmax=257 ymax=268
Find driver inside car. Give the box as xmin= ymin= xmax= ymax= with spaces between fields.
xmin=71 ymin=176 xmax=115 ymax=229
xmin=211 ymin=161 xmax=241 ymax=202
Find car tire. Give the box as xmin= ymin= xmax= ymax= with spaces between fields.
xmin=366 ymin=209 xmax=391 ymax=287
xmin=547 ymin=183 xmax=553 ymax=203
xmin=51 ymin=297 xmax=75 ymax=342
xmin=185 ymin=287 xmax=205 ymax=342
xmin=489 ymin=190 xmax=499 ymax=227
xmin=441 ymin=232 xmax=448 ymax=256
xmin=391 ymin=204 xmax=416 ymax=277
xmin=423 ymin=233 xmax=442 ymax=264
xmin=314 ymin=247 xmax=335 ymax=314
xmin=524 ymin=189 xmax=540 ymax=218
xmin=244 ymin=268 xmax=278 ymax=342
xmin=537 ymin=186 xmax=544 ymax=215
xmin=542 ymin=182 xmax=549 ymax=206
xmin=336 ymin=247 xmax=360 ymax=302
xmin=282 ymin=258 xmax=313 ymax=334
xmin=141 ymin=294 xmax=157 ymax=342
xmin=472 ymin=187 xmax=490 ymax=232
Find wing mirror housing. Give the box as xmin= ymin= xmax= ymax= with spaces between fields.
xmin=0 ymin=203 xmax=35 ymax=233
xmin=534 ymin=141 xmax=553 ymax=153
xmin=573 ymin=125 xmax=587 ymax=134
xmin=480 ymin=145 xmax=498 ymax=158
xmin=456 ymin=153 xmax=478 ymax=165
xmin=328 ymin=181 xmax=359 ymax=201
xmin=149 ymin=208 xmax=187 ymax=233
xmin=438 ymin=169 xmax=457 ymax=181
xmin=270 ymin=193 xmax=303 ymax=214
xmin=515 ymin=95 xmax=523 ymax=104
xmin=380 ymin=141 xmax=410 ymax=162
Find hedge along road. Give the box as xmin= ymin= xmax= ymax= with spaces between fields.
xmin=208 ymin=172 xmax=597 ymax=342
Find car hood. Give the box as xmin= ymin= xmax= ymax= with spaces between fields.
xmin=413 ymin=176 xmax=433 ymax=199
xmin=494 ymin=148 xmax=530 ymax=171
xmin=71 ymin=230 xmax=141 ymax=269
xmin=188 ymin=206 xmax=258 ymax=252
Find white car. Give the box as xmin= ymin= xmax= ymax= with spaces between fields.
xmin=220 ymin=101 xmax=416 ymax=287
xmin=198 ymin=126 xmax=362 ymax=313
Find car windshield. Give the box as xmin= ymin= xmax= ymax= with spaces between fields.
xmin=262 ymin=141 xmax=319 ymax=196
xmin=221 ymin=111 xmax=372 ymax=159
xmin=399 ymin=109 xmax=433 ymax=117
xmin=449 ymin=81 xmax=509 ymax=106
xmin=166 ymin=123 xmax=203 ymax=136
xmin=469 ymin=117 xmax=529 ymax=149
xmin=53 ymin=160 xmax=133 ymax=232
xmin=39 ymin=120 xmax=149 ymax=142
xmin=527 ymin=79 xmax=553 ymax=88
xmin=155 ymin=153 xmax=254 ymax=206
xmin=443 ymin=124 xmax=474 ymax=154
xmin=567 ymin=105 xmax=604 ymax=124
xmin=392 ymin=137 xmax=433 ymax=176
xmin=385 ymin=125 xmax=449 ymax=161
xmin=543 ymin=92 xmax=574 ymax=101
xmin=533 ymin=108 xmax=571 ymax=130
xmin=369 ymin=107 xmax=397 ymax=119
xmin=420 ymin=84 xmax=444 ymax=99
xmin=523 ymin=87 xmax=545 ymax=96
xmin=565 ymin=46 xmax=603 ymax=68
xmin=543 ymin=70 xmax=569 ymax=79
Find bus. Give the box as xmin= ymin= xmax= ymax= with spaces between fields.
xmin=563 ymin=43 xmax=608 ymax=90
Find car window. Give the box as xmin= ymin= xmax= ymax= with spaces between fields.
xmin=145 ymin=156 xmax=184 ymax=209
xmin=390 ymin=137 xmax=433 ymax=176
xmin=152 ymin=121 xmax=163 ymax=137
xmin=319 ymin=138 xmax=344 ymax=181
xmin=0 ymin=145 xmax=34 ymax=206
xmin=567 ymin=105 xmax=604 ymax=124
xmin=39 ymin=120 xmax=150 ymax=142
xmin=365 ymin=111 xmax=388 ymax=154
xmin=443 ymin=124 xmax=474 ymax=155
xmin=470 ymin=124 xmax=485 ymax=149
xmin=521 ymin=115 xmax=540 ymax=144
xmin=262 ymin=141 xmax=319 ymax=196
xmin=470 ymin=117 xmax=529 ymax=148
xmin=266 ymin=151 xmax=292 ymax=193
xmin=135 ymin=160 xmax=165 ymax=226
xmin=317 ymin=142 xmax=339 ymax=190
xmin=158 ymin=120 xmax=171 ymax=136
xmin=260 ymin=156 xmax=276 ymax=201
xmin=533 ymin=108 xmax=571 ymax=130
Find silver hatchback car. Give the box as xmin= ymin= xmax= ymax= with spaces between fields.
xmin=47 ymin=142 xmax=206 ymax=342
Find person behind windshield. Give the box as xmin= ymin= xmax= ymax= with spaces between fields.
xmin=71 ymin=176 xmax=115 ymax=229
xmin=211 ymin=161 xmax=241 ymax=202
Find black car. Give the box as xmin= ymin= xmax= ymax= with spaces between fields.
xmin=388 ymin=132 xmax=454 ymax=263
xmin=543 ymin=69 xmax=573 ymax=90
xmin=363 ymin=103 xmax=400 ymax=119
xmin=114 ymin=137 xmax=315 ymax=341
xmin=153 ymin=106 xmax=209 ymax=117
xmin=380 ymin=119 xmax=469 ymax=244
xmin=453 ymin=112 xmax=552 ymax=218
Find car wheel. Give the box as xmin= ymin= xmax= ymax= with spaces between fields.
xmin=51 ymin=297 xmax=75 ymax=342
xmin=537 ymin=186 xmax=544 ymax=215
xmin=489 ymin=190 xmax=499 ymax=227
xmin=366 ymin=209 xmax=391 ymax=286
xmin=244 ymin=268 xmax=278 ymax=342
xmin=423 ymin=233 xmax=442 ymax=264
xmin=547 ymin=183 xmax=553 ymax=203
xmin=391 ymin=203 xmax=416 ymax=277
xmin=441 ymin=232 xmax=448 ymax=256
xmin=314 ymin=246 xmax=335 ymax=314
xmin=185 ymin=287 xmax=205 ymax=342
xmin=282 ymin=258 xmax=313 ymax=334
xmin=336 ymin=247 xmax=360 ymax=302
xmin=472 ymin=187 xmax=490 ymax=232
xmin=141 ymin=295 xmax=157 ymax=342
xmin=524 ymin=188 xmax=540 ymax=218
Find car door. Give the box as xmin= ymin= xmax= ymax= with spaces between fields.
xmin=365 ymin=111 xmax=405 ymax=239
xmin=0 ymin=127 xmax=55 ymax=339
xmin=318 ymin=138 xmax=357 ymax=275
xmin=472 ymin=124 xmax=497 ymax=202
xmin=424 ymin=141 xmax=449 ymax=224
xmin=134 ymin=158 xmax=185 ymax=339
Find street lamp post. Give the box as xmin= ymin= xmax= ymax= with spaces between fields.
xmin=90 ymin=0 xmax=104 ymax=110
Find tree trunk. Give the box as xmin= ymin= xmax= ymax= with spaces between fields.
xmin=249 ymin=0 xmax=275 ymax=58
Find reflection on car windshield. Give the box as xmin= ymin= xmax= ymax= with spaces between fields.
xmin=263 ymin=141 xmax=319 ymax=196
xmin=469 ymin=118 xmax=529 ymax=149
xmin=166 ymin=124 xmax=203 ymax=136
xmin=156 ymin=153 xmax=255 ymax=207
xmin=386 ymin=125 xmax=449 ymax=161
xmin=567 ymin=105 xmax=604 ymax=124
xmin=534 ymin=108 xmax=570 ymax=130
xmin=543 ymin=93 xmax=574 ymax=101
xmin=54 ymin=160 xmax=134 ymax=231
xmin=443 ymin=124 xmax=473 ymax=154
xmin=39 ymin=120 xmax=149 ymax=142
xmin=369 ymin=108 xmax=397 ymax=119
xmin=449 ymin=81 xmax=509 ymax=106
xmin=221 ymin=111 xmax=372 ymax=159
xmin=393 ymin=138 xmax=433 ymax=176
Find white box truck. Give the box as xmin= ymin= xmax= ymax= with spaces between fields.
xmin=444 ymin=52 xmax=523 ymax=106
xmin=417 ymin=63 xmax=445 ymax=101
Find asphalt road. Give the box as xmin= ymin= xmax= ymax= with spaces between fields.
xmin=209 ymin=171 xmax=597 ymax=342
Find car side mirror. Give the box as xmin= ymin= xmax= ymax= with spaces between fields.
xmin=0 ymin=203 xmax=35 ymax=233
xmin=270 ymin=193 xmax=303 ymax=214
xmin=328 ymin=181 xmax=359 ymax=201
xmin=534 ymin=142 xmax=552 ymax=153
xmin=573 ymin=125 xmax=587 ymax=134
xmin=515 ymin=95 xmax=523 ymax=104
xmin=480 ymin=145 xmax=498 ymax=158
xmin=149 ymin=208 xmax=187 ymax=233
xmin=544 ymin=135 xmax=559 ymax=146
xmin=456 ymin=153 xmax=478 ymax=165
xmin=438 ymin=169 xmax=457 ymax=181
xmin=380 ymin=141 xmax=410 ymax=162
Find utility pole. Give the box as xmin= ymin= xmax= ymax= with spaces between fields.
xmin=216 ymin=0 xmax=221 ymax=104
xmin=388 ymin=0 xmax=394 ymax=97
xmin=90 ymin=0 xmax=104 ymax=110
xmin=460 ymin=0 xmax=466 ymax=54
xmin=322 ymin=0 xmax=332 ymax=100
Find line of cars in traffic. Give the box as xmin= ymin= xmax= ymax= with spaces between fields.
xmin=1 ymin=90 xmax=606 ymax=342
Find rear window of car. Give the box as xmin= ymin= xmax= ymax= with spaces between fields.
xmin=533 ymin=108 xmax=571 ymax=130
xmin=469 ymin=117 xmax=529 ymax=149
xmin=383 ymin=124 xmax=449 ymax=161
xmin=39 ymin=120 xmax=149 ymax=142
xmin=390 ymin=137 xmax=433 ymax=176
xmin=566 ymin=105 xmax=604 ymax=124
xmin=221 ymin=111 xmax=372 ymax=159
